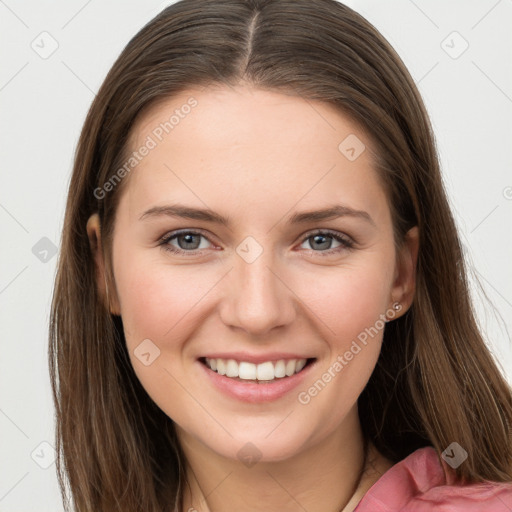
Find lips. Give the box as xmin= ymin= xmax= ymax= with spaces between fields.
xmin=198 ymin=355 xmax=316 ymax=402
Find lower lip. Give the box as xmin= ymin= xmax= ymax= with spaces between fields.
xmin=198 ymin=359 xmax=316 ymax=403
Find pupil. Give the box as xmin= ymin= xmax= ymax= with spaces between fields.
xmin=313 ymin=234 xmax=330 ymax=250
xmin=180 ymin=233 xmax=198 ymax=249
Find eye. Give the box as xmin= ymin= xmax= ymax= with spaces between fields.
xmin=159 ymin=230 xmax=215 ymax=256
xmin=298 ymin=230 xmax=355 ymax=256
xmin=158 ymin=229 xmax=355 ymax=257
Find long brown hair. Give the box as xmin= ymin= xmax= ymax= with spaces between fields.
xmin=49 ymin=0 xmax=512 ymax=510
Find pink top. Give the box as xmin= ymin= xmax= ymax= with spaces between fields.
xmin=354 ymin=446 xmax=512 ymax=511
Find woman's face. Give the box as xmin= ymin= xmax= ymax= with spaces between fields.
xmin=96 ymin=84 xmax=417 ymax=463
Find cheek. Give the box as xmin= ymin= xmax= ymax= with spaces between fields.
xmin=114 ymin=250 xmax=209 ymax=347
xmin=291 ymin=255 xmax=394 ymax=420
xmin=299 ymin=258 xmax=394 ymax=349
xmin=113 ymin=252 xmax=211 ymax=424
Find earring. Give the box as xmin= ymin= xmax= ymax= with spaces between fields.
xmin=385 ymin=301 xmax=402 ymax=323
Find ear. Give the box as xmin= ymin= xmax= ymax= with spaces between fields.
xmin=389 ymin=226 xmax=419 ymax=317
xmin=86 ymin=213 xmax=121 ymax=315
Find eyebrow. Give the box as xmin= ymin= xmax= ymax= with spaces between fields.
xmin=139 ymin=204 xmax=376 ymax=227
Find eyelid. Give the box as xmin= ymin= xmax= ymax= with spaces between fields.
xmin=297 ymin=228 xmax=356 ymax=252
xmin=300 ymin=228 xmax=354 ymax=242
xmin=158 ymin=227 xmax=216 ymax=244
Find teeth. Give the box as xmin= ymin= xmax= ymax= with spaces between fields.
xmin=257 ymin=361 xmax=274 ymax=381
xmin=204 ymin=357 xmax=308 ymax=381
xmin=296 ymin=359 xmax=306 ymax=372
xmin=226 ymin=359 xmax=238 ymax=378
xmin=285 ymin=359 xmax=296 ymax=377
xmin=217 ymin=359 xmax=226 ymax=376
xmin=274 ymin=360 xmax=286 ymax=378
xmin=239 ymin=361 xmax=257 ymax=380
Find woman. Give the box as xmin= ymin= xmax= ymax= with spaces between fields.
xmin=49 ymin=0 xmax=512 ymax=510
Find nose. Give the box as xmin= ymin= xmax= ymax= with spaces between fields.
xmin=219 ymin=248 xmax=297 ymax=337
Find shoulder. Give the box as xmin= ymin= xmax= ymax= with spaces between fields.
xmin=354 ymin=446 xmax=512 ymax=511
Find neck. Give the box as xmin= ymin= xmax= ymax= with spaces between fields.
xmin=177 ymin=407 xmax=385 ymax=512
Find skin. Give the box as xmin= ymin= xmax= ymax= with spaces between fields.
xmin=87 ymin=83 xmax=419 ymax=511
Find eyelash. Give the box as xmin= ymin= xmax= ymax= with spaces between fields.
xmin=158 ymin=229 xmax=355 ymax=257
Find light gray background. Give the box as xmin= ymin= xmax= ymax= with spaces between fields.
xmin=1 ymin=0 xmax=511 ymax=510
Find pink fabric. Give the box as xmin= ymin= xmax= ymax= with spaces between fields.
xmin=354 ymin=446 xmax=512 ymax=511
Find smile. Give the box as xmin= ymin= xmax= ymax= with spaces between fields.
xmin=198 ymin=355 xmax=317 ymax=402
xmin=203 ymin=357 xmax=311 ymax=382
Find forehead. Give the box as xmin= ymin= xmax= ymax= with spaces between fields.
xmin=131 ymin=83 xmax=370 ymax=155
xmin=119 ymin=84 xmax=388 ymax=226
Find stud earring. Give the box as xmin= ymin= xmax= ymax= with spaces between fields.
xmin=384 ymin=301 xmax=402 ymax=323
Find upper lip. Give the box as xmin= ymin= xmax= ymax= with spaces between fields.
xmin=200 ymin=352 xmax=315 ymax=364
